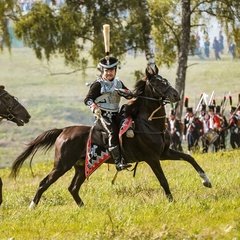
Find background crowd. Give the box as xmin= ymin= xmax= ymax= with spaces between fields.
xmin=190 ymin=30 xmax=236 ymax=60
xmin=165 ymin=95 xmax=240 ymax=154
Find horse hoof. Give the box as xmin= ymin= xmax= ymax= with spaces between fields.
xmin=78 ymin=202 xmax=84 ymax=208
xmin=203 ymin=181 xmax=212 ymax=188
xmin=167 ymin=194 xmax=174 ymax=202
xmin=29 ymin=201 xmax=37 ymax=209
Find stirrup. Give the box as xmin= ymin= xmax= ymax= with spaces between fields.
xmin=126 ymin=128 xmax=134 ymax=138
xmin=116 ymin=162 xmax=132 ymax=171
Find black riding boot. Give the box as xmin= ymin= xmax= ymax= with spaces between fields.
xmin=109 ymin=146 xmax=132 ymax=171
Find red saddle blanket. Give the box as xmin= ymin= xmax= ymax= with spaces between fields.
xmin=85 ymin=117 xmax=132 ymax=179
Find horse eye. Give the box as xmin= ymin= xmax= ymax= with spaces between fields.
xmin=161 ymin=80 xmax=167 ymax=85
xmin=163 ymin=79 xmax=169 ymax=85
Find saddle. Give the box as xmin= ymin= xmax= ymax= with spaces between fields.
xmin=85 ymin=117 xmax=133 ymax=179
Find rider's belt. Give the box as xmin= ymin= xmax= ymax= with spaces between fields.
xmin=98 ymin=102 xmax=119 ymax=111
xmin=102 ymin=111 xmax=118 ymax=118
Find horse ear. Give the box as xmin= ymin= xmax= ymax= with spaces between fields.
xmin=154 ymin=65 xmax=159 ymax=75
xmin=146 ymin=66 xmax=155 ymax=79
xmin=146 ymin=65 xmax=159 ymax=79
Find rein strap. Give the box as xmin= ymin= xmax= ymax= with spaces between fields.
xmin=148 ymin=105 xmax=166 ymax=121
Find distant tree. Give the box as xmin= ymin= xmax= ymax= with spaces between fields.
xmin=0 ymin=0 xmax=15 ymax=50
xmin=1 ymin=0 xmax=155 ymax=69
xmin=210 ymin=0 xmax=240 ymax=56
xmin=149 ymin=0 xmax=240 ymax=118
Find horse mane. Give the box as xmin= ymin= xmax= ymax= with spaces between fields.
xmin=125 ymin=78 xmax=147 ymax=118
xmin=133 ymin=78 xmax=147 ymax=95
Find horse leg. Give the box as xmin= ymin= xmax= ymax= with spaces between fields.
xmin=146 ymin=160 xmax=173 ymax=202
xmin=68 ymin=165 xmax=86 ymax=207
xmin=29 ymin=166 xmax=70 ymax=209
xmin=161 ymin=149 xmax=212 ymax=188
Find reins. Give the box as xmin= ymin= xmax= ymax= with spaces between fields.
xmin=137 ymin=96 xmax=169 ymax=121
xmin=137 ymin=95 xmax=163 ymax=102
xmin=148 ymin=105 xmax=166 ymax=121
xmin=135 ymin=77 xmax=172 ymax=121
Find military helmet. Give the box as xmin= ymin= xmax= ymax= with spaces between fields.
xmin=186 ymin=107 xmax=193 ymax=113
xmin=208 ymin=105 xmax=215 ymax=112
xmin=170 ymin=109 xmax=176 ymax=116
xmin=216 ymin=105 xmax=221 ymax=113
xmin=97 ymin=57 xmax=118 ymax=71
xmin=230 ymin=106 xmax=236 ymax=113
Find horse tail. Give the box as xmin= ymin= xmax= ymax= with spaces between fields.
xmin=10 ymin=128 xmax=63 ymax=179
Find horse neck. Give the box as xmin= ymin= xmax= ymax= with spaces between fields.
xmin=138 ymin=99 xmax=166 ymax=131
xmin=0 ymin=105 xmax=4 ymax=114
xmin=0 ymin=94 xmax=6 ymax=115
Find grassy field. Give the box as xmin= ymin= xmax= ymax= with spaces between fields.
xmin=0 ymin=150 xmax=239 ymax=239
xmin=0 ymin=47 xmax=240 ymax=239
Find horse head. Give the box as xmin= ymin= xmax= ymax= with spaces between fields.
xmin=145 ymin=65 xmax=180 ymax=103
xmin=0 ymin=85 xmax=31 ymax=126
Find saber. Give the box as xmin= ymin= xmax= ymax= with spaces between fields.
xmin=97 ymin=114 xmax=110 ymax=129
xmin=111 ymin=171 xmax=119 ymax=185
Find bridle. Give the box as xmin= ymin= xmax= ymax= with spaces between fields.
xmin=0 ymin=91 xmax=19 ymax=122
xmin=137 ymin=76 xmax=171 ymax=121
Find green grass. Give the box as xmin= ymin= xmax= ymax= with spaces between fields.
xmin=0 ymin=47 xmax=240 ymax=239
xmin=0 ymin=150 xmax=240 ymax=239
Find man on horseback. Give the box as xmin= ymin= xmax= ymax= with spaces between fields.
xmin=84 ymin=56 xmax=133 ymax=171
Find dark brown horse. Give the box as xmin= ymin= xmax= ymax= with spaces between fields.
xmin=0 ymin=85 xmax=31 ymax=126
xmin=10 ymin=66 xmax=212 ymax=208
xmin=0 ymin=85 xmax=31 ymax=206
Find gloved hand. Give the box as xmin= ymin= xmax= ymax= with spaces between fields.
xmin=115 ymin=88 xmax=133 ymax=99
xmin=94 ymin=108 xmax=101 ymax=117
xmin=90 ymin=103 xmax=101 ymax=117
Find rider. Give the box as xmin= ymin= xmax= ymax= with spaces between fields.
xmin=84 ymin=56 xmax=133 ymax=171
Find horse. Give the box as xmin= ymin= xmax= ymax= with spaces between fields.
xmin=10 ymin=66 xmax=212 ymax=208
xmin=0 ymin=85 xmax=31 ymax=206
xmin=0 ymin=85 xmax=31 ymax=126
